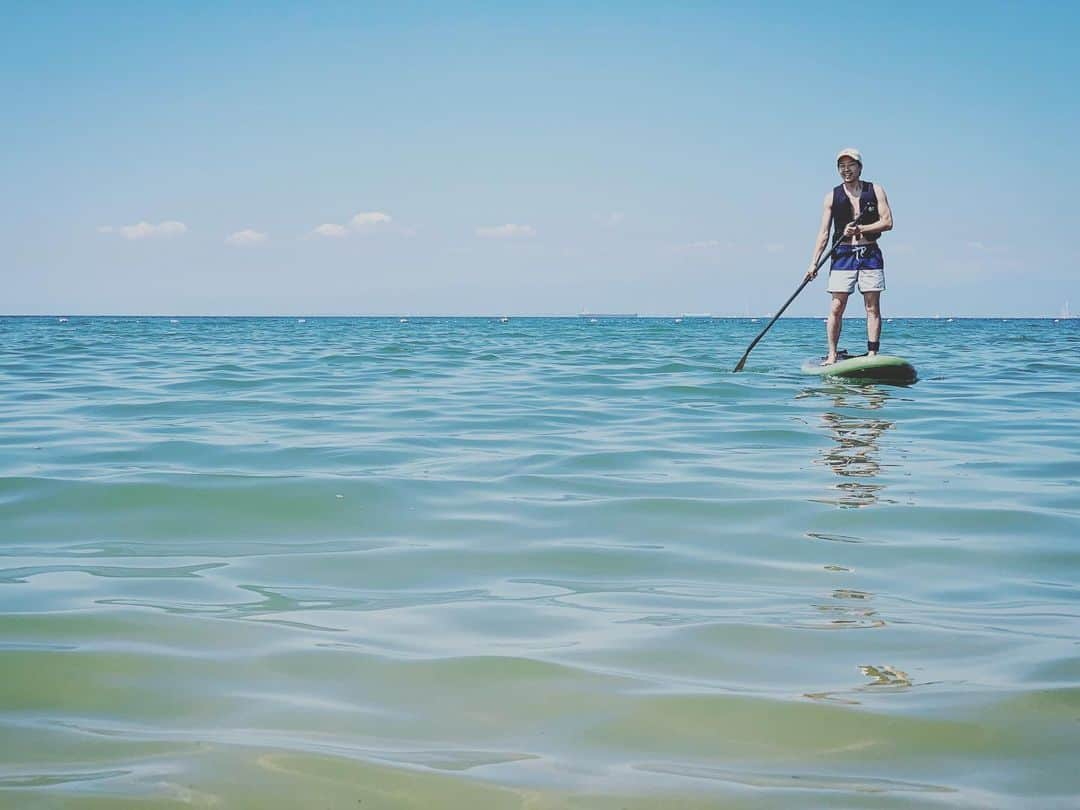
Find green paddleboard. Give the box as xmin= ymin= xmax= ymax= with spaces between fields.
xmin=800 ymin=353 xmax=917 ymax=384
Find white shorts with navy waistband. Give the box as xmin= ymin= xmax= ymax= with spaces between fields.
xmin=828 ymin=267 xmax=886 ymax=294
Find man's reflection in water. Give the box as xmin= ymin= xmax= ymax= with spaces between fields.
xmin=796 ymin=384 xmax=912 ymax=703
xmin=801 ymin=383 xmax=895 ymax=508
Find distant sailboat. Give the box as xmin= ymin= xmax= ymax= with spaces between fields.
xmin=1059 ymin=300 xmax=1073 ymax=319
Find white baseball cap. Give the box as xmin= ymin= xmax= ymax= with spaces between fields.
xmin=836 ymin=148 xmax=863 ymax=164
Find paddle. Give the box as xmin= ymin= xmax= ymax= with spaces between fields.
xmin=732 ymin=208 xmax=874 ymax=373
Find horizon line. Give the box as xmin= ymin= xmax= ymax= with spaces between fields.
xmin=3 ymin=313 xmax=1074 ymax=321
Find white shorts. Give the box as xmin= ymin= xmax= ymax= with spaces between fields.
xmin=828 ymin=268 xmax=886 ymax=294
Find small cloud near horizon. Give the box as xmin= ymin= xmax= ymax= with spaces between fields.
xmin=476 ymin=223 xmax=536 ymax=239
xmin=226 ymin=229 xmax=268 ymax=246
xmin=312 ymin=223 xmax=349 ymax=238
xmin=350 ymin=211 xmax=392 ymax=228
xmin=98 ymin=221 xmax=187 ymax=240
xmin=311 ymin=211 xmax=393 ymax=238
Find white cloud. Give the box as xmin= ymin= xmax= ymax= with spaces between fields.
xmin=350 ymin=211 xmax=392 ymax=228
xmin=967 ymin=241 xmax=987 ymax=251
xmin=476 ymin=223 xmax=536 ymax=239
xmin=98 ymin=220 xmax=187 ymax=240
xmin=312 ymin=223 xmax=349 ymax=238
xmin=310 ymin=211 xmax=393 ymax=239
xmin=226 ymin=229 xmax=268 ymax=246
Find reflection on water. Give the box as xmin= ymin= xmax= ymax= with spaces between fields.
xmin=859 ymin=664 xmax=912 ymax=687
xmin=800 ymin=383 xmax=910 ymax=703
xmin=797 ymin=385 xmax=897 ymax=631
xmin=804 ymin=663 xmax=915 ymax=705
xmin=807 ymin=591 xmax=885 ymax=630
xmin=802 ymin=384 xmax=896 ymax=508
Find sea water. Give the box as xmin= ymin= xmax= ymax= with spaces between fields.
xmin=1 ymin=316 xmax=1078 ymax=808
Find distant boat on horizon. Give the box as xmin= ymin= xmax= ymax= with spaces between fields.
xmin=1059 ymin=300 xmax=1073 ymax=319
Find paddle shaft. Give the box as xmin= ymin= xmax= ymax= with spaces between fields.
xmin=731 ymin=229 xmax=857 ymax=373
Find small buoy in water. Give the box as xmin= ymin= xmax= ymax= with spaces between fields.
xmin=589 ymin=318 xmax=598 ymax=323
xmin=499 ymin=316 xmax=509 ymax=323
xmin=751 ymin=318 xmax=760 ymax=323
xmin=887 ymin=318 xmax=894 ymax=323
xmin=170 ymin=319 xmax=179 ymax=324
xmin=674 ymin=318 xmax=683 ymax=323
xmin=58 ymin=317 xmax=69 ymax=323
xmin=298 ymin=318 xmax=306 ymax=323
xmin=947 ymin=318 xmax=954 ymax=322
xmin=399 ymin=318 xmax=408 ymax=323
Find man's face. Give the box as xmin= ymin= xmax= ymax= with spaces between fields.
xmin=837 ymin=157 xmax=862 ymax=182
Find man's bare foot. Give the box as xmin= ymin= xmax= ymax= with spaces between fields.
xmin=823 ymin=355 xmax=837 ymax=366
xmin=867 ymin=350 xmax=877 ymax=357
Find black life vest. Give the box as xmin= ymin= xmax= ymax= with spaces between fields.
xmin=832 ymin=182 xmax=880 ymax=242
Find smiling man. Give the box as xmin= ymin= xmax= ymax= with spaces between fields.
xmin=805 ymin=148 xmax=894 ymax=365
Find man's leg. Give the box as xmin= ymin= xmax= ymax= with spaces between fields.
xmin=863 ymin=291 xmax=881 ymax=355
xmin=826 ymin=293 xmax=849 ymax=364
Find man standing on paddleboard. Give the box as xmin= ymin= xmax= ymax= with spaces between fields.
xmin=804 ymin=148 xmax=893 ymax=365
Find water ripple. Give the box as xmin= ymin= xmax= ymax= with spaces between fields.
xmin=2 ymin=316 xmax=1079 ymax=806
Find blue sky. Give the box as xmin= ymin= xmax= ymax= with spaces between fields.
xmin=4 ymin=1 xmax=1077 ymax=316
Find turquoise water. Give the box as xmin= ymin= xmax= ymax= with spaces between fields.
xmin=1 ymin=315 xmax=1078 ymax=808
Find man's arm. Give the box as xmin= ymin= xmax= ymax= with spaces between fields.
xmin=852 ymin=184 xmax=893 ymax=237
xmin=805 ymin=191 xmax=833 ymax=281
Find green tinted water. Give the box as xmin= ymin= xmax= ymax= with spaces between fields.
xmin=1 ymin=316 xmax=1078 ymax=807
